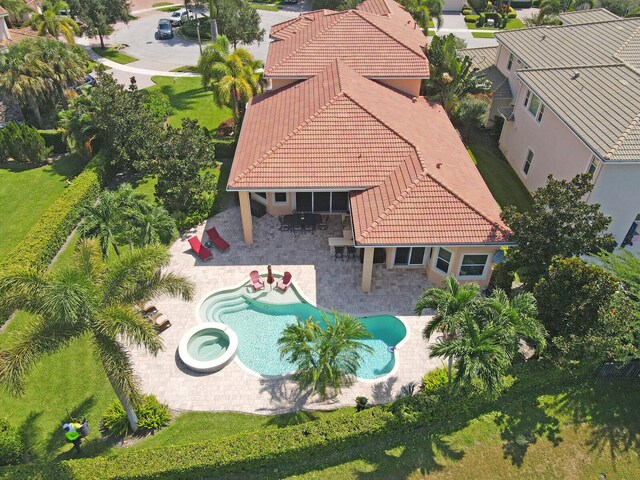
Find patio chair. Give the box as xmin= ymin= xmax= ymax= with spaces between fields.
xmin=318 ymin=215 xmax=329 ymax=230
xmin=293 ymin=224 xmax=305 ymax=236
xmin=334 ymin=246 xmax=345 ymax=262
xmin=276 ymin=271 xmax=293 ymax=292
xmin=249 ymin=270 xmax=265 ymax=291
xmin=206 ymin=227 xmax=230 ymax=252
xmin=154 ymin=318 xmax=172 ymax=333
xmin=188 ymin=236 xmax=213 ymax=262
xmin=346 ymin=246 xmax=357 ymax=262
xmin=278 ymin=215 xmax=290 ymax=231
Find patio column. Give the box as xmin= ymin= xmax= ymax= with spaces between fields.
xmin=361 ymin=247 xmax=374 ymax=292
xmin=238 ymin=191 xmax=253 ymax=245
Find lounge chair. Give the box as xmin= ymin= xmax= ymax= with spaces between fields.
xmin=153 ymin=317 xmax=172 ymax=333
xmin=250 ymin=270 xmax=265 ymax=291
xmin=205 ymin=227 xmax=230 ymax=252
xmin=276 ymin=271 xmax=292 ymax=292
xmin=188 ymin=236 xmax=213 ymax=261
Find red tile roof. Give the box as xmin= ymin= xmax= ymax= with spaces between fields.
xmin=229 ymin=61 xmax=510 ymax=246
xmin=265 ymin=0 xmax=428 ymax=79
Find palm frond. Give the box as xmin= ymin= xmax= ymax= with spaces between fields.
xmin=92 ymin=333 xmax=142 ymax=408
xmin=93 ymin=306 xmax=163 ymax=354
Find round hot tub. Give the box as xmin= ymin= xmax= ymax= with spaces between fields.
xmin=178 ymin=323 xmax=238 ymax=373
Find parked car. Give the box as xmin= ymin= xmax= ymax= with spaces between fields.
xmin=156 ymin=19 xmax=174 ymax=40
xmin=169 ymin=8 xmax=194 ymax=26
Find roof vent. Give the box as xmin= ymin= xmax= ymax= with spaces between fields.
xmin=436 ymin=162 xmax=442 ymax=169
xmin=540 ymin=34 xmax=546 ymax=41
xmin=412 ymin=96 xmax=418 ymax=103
xmin=571 ymin=71 xmax=580 ymax=80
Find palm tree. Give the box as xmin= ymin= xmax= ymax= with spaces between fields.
xmin=36 ymin=39 xmax=87 ymax=108
xmin=30 ymin=0 xmax=80 ymax=44
xmin=429 ymin=310 xmax=511 ymax=394
xmin=0 ymin=0 xmax=32 ymax=25
xmin=128 ymin=204 xmax=178 ymax=247
xmin=483 ymin=289 xmax=546 ymax=357
xmin=198 ymin=35 xmax=261 ymax=122
xmin=58 ymin=88 xmax=100 ymax=153
xmin=0 ymin=239 xmax=195 ymax=431
xmin=278 ymin=312 xmax=373 ymax=400
xmin=415 ymin=275 xmax=480 ymax=384
xmin=80 ymin=190 xmax=124 ymax=257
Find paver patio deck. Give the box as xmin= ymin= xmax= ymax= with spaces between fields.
xmin=129 ymin=207 xmax=443 ymax=413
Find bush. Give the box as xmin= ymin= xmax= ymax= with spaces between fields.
xmin=462 ymin=8 xmax=472 ymax=14
xmin=0 ymin=122 xmax=51 ymax=164
xmin=178 ymin=17 xmax=211 ymax=40
xmin=461 ymin=2 xmax=471 ymax=11
xmin=465 ymin=14 xmax=479 ymax=22
xmin=215 ymin=118 xmax=235 ymax=137
xmin=420 ymin=367 xmax=449 ymax=395
xmin=476 ymin=12 xmax=486 ymax=26
xmin=211 ymin=137 xmax=237 ymax=159
xmin=37 ymin=129 xmax=68 ymax=154
xmin=510 ymin=0 xmax=532 ymax=6
xmin=469 ymin=0 xmax=488 ymax=12
xmin=101 ymin=395 xmax=171 ymax=436
xmin=0 ymin=419 xmax=24 ymax=467
xmin=507 ymin=10 xmax=517 ymax=18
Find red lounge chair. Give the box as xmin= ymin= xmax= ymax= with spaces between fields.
xmin=250 ymin=270 xmax=265 ymax=291
xmin=206 ymin=227 xmax=230 ymax=252
xmin=276 ymin=271 xmax=292 ymax=292
xmin=188 ymin=236 xmax=213 ymax=261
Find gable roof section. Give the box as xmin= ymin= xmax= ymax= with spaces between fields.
xmin=265 ymin=2 xmax=428 ymax=78
xmin=458 ymin=46 xmax=512 ymax=99
xmin=494 ymin=17 xmax=640 ymax=69
xmin=229 ymin=60 xmax=510 ymax=245
xmin=517 ymin=64 xmax=640 ymax=161
xmin=558 ymin=8 xmax=619 ymax=25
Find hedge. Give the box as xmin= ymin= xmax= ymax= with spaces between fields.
xmin=211 ymin=137 xmax=237 ymax=159
xmin=37 ymin=129 xmax=68 ymax=154
xmin=510 ymin=0 xmax=532 ymax=6
xmin=465 ymin=14 xmax=479 ymax=22
xmin=0 ymin=158 xmax=100 ymax=272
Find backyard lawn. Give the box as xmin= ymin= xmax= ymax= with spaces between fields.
xmin=467 ymin=143 xmax=533 ymax=212
xmin=149 ymin=76 xmax=232 ymax=131
xmin=0 ymin=154 xmax=86 ymax=263
xmin=466 ymin=16 xmax=525 ymax=31
xmin=91 ymin=47 xmax=138 ymax=65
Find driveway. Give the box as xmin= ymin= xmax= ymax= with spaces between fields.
xmin=111 ymin=8 xmax=302 ymax=70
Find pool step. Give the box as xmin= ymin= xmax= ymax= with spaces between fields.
xmin=208 ymin=296 xmax=249 ymax=322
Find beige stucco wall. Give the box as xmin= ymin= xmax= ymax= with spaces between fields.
xmin=0 ymin=17 xmax=9 ymax=42
xmin=499 ymin=86 xmax=594 ymax=193
xmin=588 ymin=162 xmax=640 ymax=244
xmin=269 ymin=78 xmax=298 ymax=91
xmin=251 ymin=192 xmax=295 ymax=216
xmin=374 ymin=78 xmax=422 ymax=97
xmin=486 ymin=97 xmax=511 ymax=127
xmin=495 ymin=44 xmax=524 ymax=96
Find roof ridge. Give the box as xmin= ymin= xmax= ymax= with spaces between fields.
xmin=495 ymin=15 xmax=640 ymax=36
xmin=355 ymin=10 xmax=424 ymax=57
xmin=613 ymin=23 xmax=640 ymax=67
xmin=606 ymin=110 xmax=640 ymax=160
xmin=518 ymin=63 xmax=628 ymax=72
xmin=559 ymin=7 xmax=617 ymax=15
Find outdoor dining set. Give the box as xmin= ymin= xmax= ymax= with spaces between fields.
xmin=278 ymin=212 xmax=328 ymax=235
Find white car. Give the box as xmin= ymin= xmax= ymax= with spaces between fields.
xmin=169 ymin=8 xmax=194 ymax=26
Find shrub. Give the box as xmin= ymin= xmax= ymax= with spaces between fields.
xmin=507 ymin=11 xmax=517 ymax=18
xmin=511 ymin=0 xmax=532 ymax=6
xmin=215 ymin=118 xmax=235 ymax=137
xmin=178 ymin=17 xmax=211 ymax=40
xmin=211 ymin=137 xmax=237 ymax=159
xmin=469 ymin=0 xmax=488 ymax=12
xmin=0 ymin=122 xmax=51 ymax=164
xmin=101 ymin=395 xmax=171 ymax=437
xmin=461 ymin=3 xmax=471 ymax=11
xmin=37 ymin=129 xmax=68 ymax=154
xmin=462 ymin=8 xmax=472 ymax=15
xmin=0 ymin=419 xmax=24 ymax=467
xmin=420 ymin=367 xmax=450 ymax=395
xmin=476 ymin=12 xmax=486 ymax=26
xmin=465 ymin=14 xmax=479 ymax=22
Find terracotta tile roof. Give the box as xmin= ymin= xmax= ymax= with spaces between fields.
xmin=229 ymin=61 xmax=510 ymax=246
xmin=265 ymin=0 xmax=428 ymax=79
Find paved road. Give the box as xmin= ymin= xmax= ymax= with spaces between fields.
xmin=111 ymin=8 xmax=301 ymax=70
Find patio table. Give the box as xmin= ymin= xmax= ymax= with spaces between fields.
xmin=283 ymin=213 xmax=322 ymax=229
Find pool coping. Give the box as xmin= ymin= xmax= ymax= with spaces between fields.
xmin=192 ymin=270 xmax=411 ymax=384
xmin=178 ymin=322 xmax=239 ymax=373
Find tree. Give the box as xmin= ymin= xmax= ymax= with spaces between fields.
xmin=415 ymin=275 xmax=480 ymax=384
xmin=0 ymin=0 xmax=32 ymax=25
xmin=217 ymin=0 xmax=265 ymax=49
xmin=397 ymin=0 xmax=431 ymax=31
xmin=0 ymin=239 xmax=195 ymax=431
xmin=429 ymin=310 xmax=511 ymax=394
xmin=278 ymin=312 xmax=373 ymax=400
xmin=424 ymin=34 xmax=491 ymax=114
xmin=501 ymin=174 xmax=614 ymax=288
xmin=58 ymin=86 xmax=99 ymax=153
xmin=198 ymin=35 xmax=261 ymax=121
xmin=425 ymin=0 xmax=444 ymax=28
xmin=154 ymin=118 xmax=218 ymax=227
xmin=80 ymin=189 xmax=127 ymax=257
xmin=599 ymin=249 xmax=640 ymax=300
xmin=451 ymin=96 xmax=489 ymax=142
xmin=0 ymin=38 xmax=87 ymax=126
xmin=30 ymin=0 xmax=80 ymax=44
xmin=67 ymin=0 xmax=131 ymax=49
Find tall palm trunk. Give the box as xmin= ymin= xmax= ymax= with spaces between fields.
xmin=108 ymin=379 xmax=139 ymax=432
xmin=447 ymin=355 xmax=453 ymax=385
xmin=209 ymin=0 xmax=218 ymax=39
xmin=112 ymin=241 xmax=121 ymax=257
xmin=28 ymin=96 xmax=43 ymax=127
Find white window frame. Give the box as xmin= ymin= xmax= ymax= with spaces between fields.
xmin=251 ymin=192 xmax=267 ymax=205
xmin=507 ymin=53 xmax=514 ymax=71
xmin=527 ymin=93 xmax=541 ymax=117
xmin=523 ymin=149 xmax=534 ymax=176
xmin=434 ymin=247 xmax=452 ymax=274
xmin=587 ymin=155 xmax=601 ymax=177
xmin=458 ymin=253 xmax=490 ymax=278
xmin=273 ymin=192 xmax=288 ymax=205
xmin=393 ymin=247 xmax=428 ymax=267
xmin=523 ymin=90 xmax=530 ymax=107
xmin=536 ymin=104 xmax=545 ymax=123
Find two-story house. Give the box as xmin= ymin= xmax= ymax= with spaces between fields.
xmin=227 ymin=0 xmax=513 ymax=292
xmin=460 ymin=10 xmax=640 ymax=245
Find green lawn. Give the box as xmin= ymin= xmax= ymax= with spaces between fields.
xmin=170 ymin=65 xmax=198 ymax=73
xmin=132 ymin=175 xmax=158 ymax=205
xmin=152 ymin=1 xmax=174 ymax=5
xmin=467 ymin=143 xmax=533 ymax=212
xmin=467 ymin=16 xmax=525 ymax=31
xmin=472 ymin=31 xmax=495 ymax=38
xmin=0 ymin=154 xmax=86 ymax=263
xmin=159 ymin=5 xmax=181 ymax=12
xmin=250 ymin=4 xmax=281 ymax=10
xmin=91 ymin=47 xmax=138 ymax=65
xmin=149 ymin=76 xmax=232 ymax=131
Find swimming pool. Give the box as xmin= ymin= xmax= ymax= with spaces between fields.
xmin=198 ymin=286 xmax=407 ymax=379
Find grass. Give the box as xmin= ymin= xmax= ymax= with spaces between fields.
xmin=152 ymin=1 xmax=174 ymax=5
xmin=159 ymin=5 xmax=181 ymax=12
xmin=472 ymin=31 xmax=495 ymax=38
xmin=467 ymin=143 xmax=533 ymax=212
xmin=91 ymin=47 xmax=138 ymax=65
xmin=467 ymin=16 xmax=525 ymax=31
xmin=149 ymin=76 xmax=232 ymax=131
xmin=0 ymin=154 xmax=86 ymax=263
xmin=250 ymin=4 xmax=281 ymax=10
xmin=170 ymin=65 xmax=198 ymax=73
xmin=132 ymin=175 xmax=158 ymax=205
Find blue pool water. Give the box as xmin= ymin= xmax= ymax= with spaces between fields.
xmin=200 ymin=292 xmax=406 ymax=379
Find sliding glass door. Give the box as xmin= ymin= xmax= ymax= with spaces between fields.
xmin=295 ymin=192 xmax=350 ymax=213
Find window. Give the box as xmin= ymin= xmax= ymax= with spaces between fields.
xmin=294 ymin=192 xmax=351 ymax=213
xmin=394 ymin=247 xmax=427 ymax=266
xmin=507 ymin=53 xmax=514 ymax=70
xmin=523 ymin=90 xmax=530 ymax=107
xmin=527 ymin=94 xmax=540 ymax=117
xmin=523 ymin=149 xmax=534 ymax=175
xmin=274 ymin=192 xmax=288 ymax=204
xmin=255 ymin=192 xmax=266 ymax=199
xmin=331 ymin=192 xmax=350 ymax=212
xmin=459 ymin=254 xmax=489 ymax=277
xmin=536 ymin=104 xmax=545 ymax=123
xmin=435 ymin=248 xmax=452 ymax=274
xmin=314 ymin=192 xmax=331 ymax=212
xmin=588 ymin=155 xmax=601 ymax=176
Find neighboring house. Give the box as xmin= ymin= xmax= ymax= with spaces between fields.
xmin=0 ymin=6 xmax=9 ymax=44
xmin=461 ymin=10 xmax=640 ymax=246
xmin=228 ymin=0 xmax=512 ymax=292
